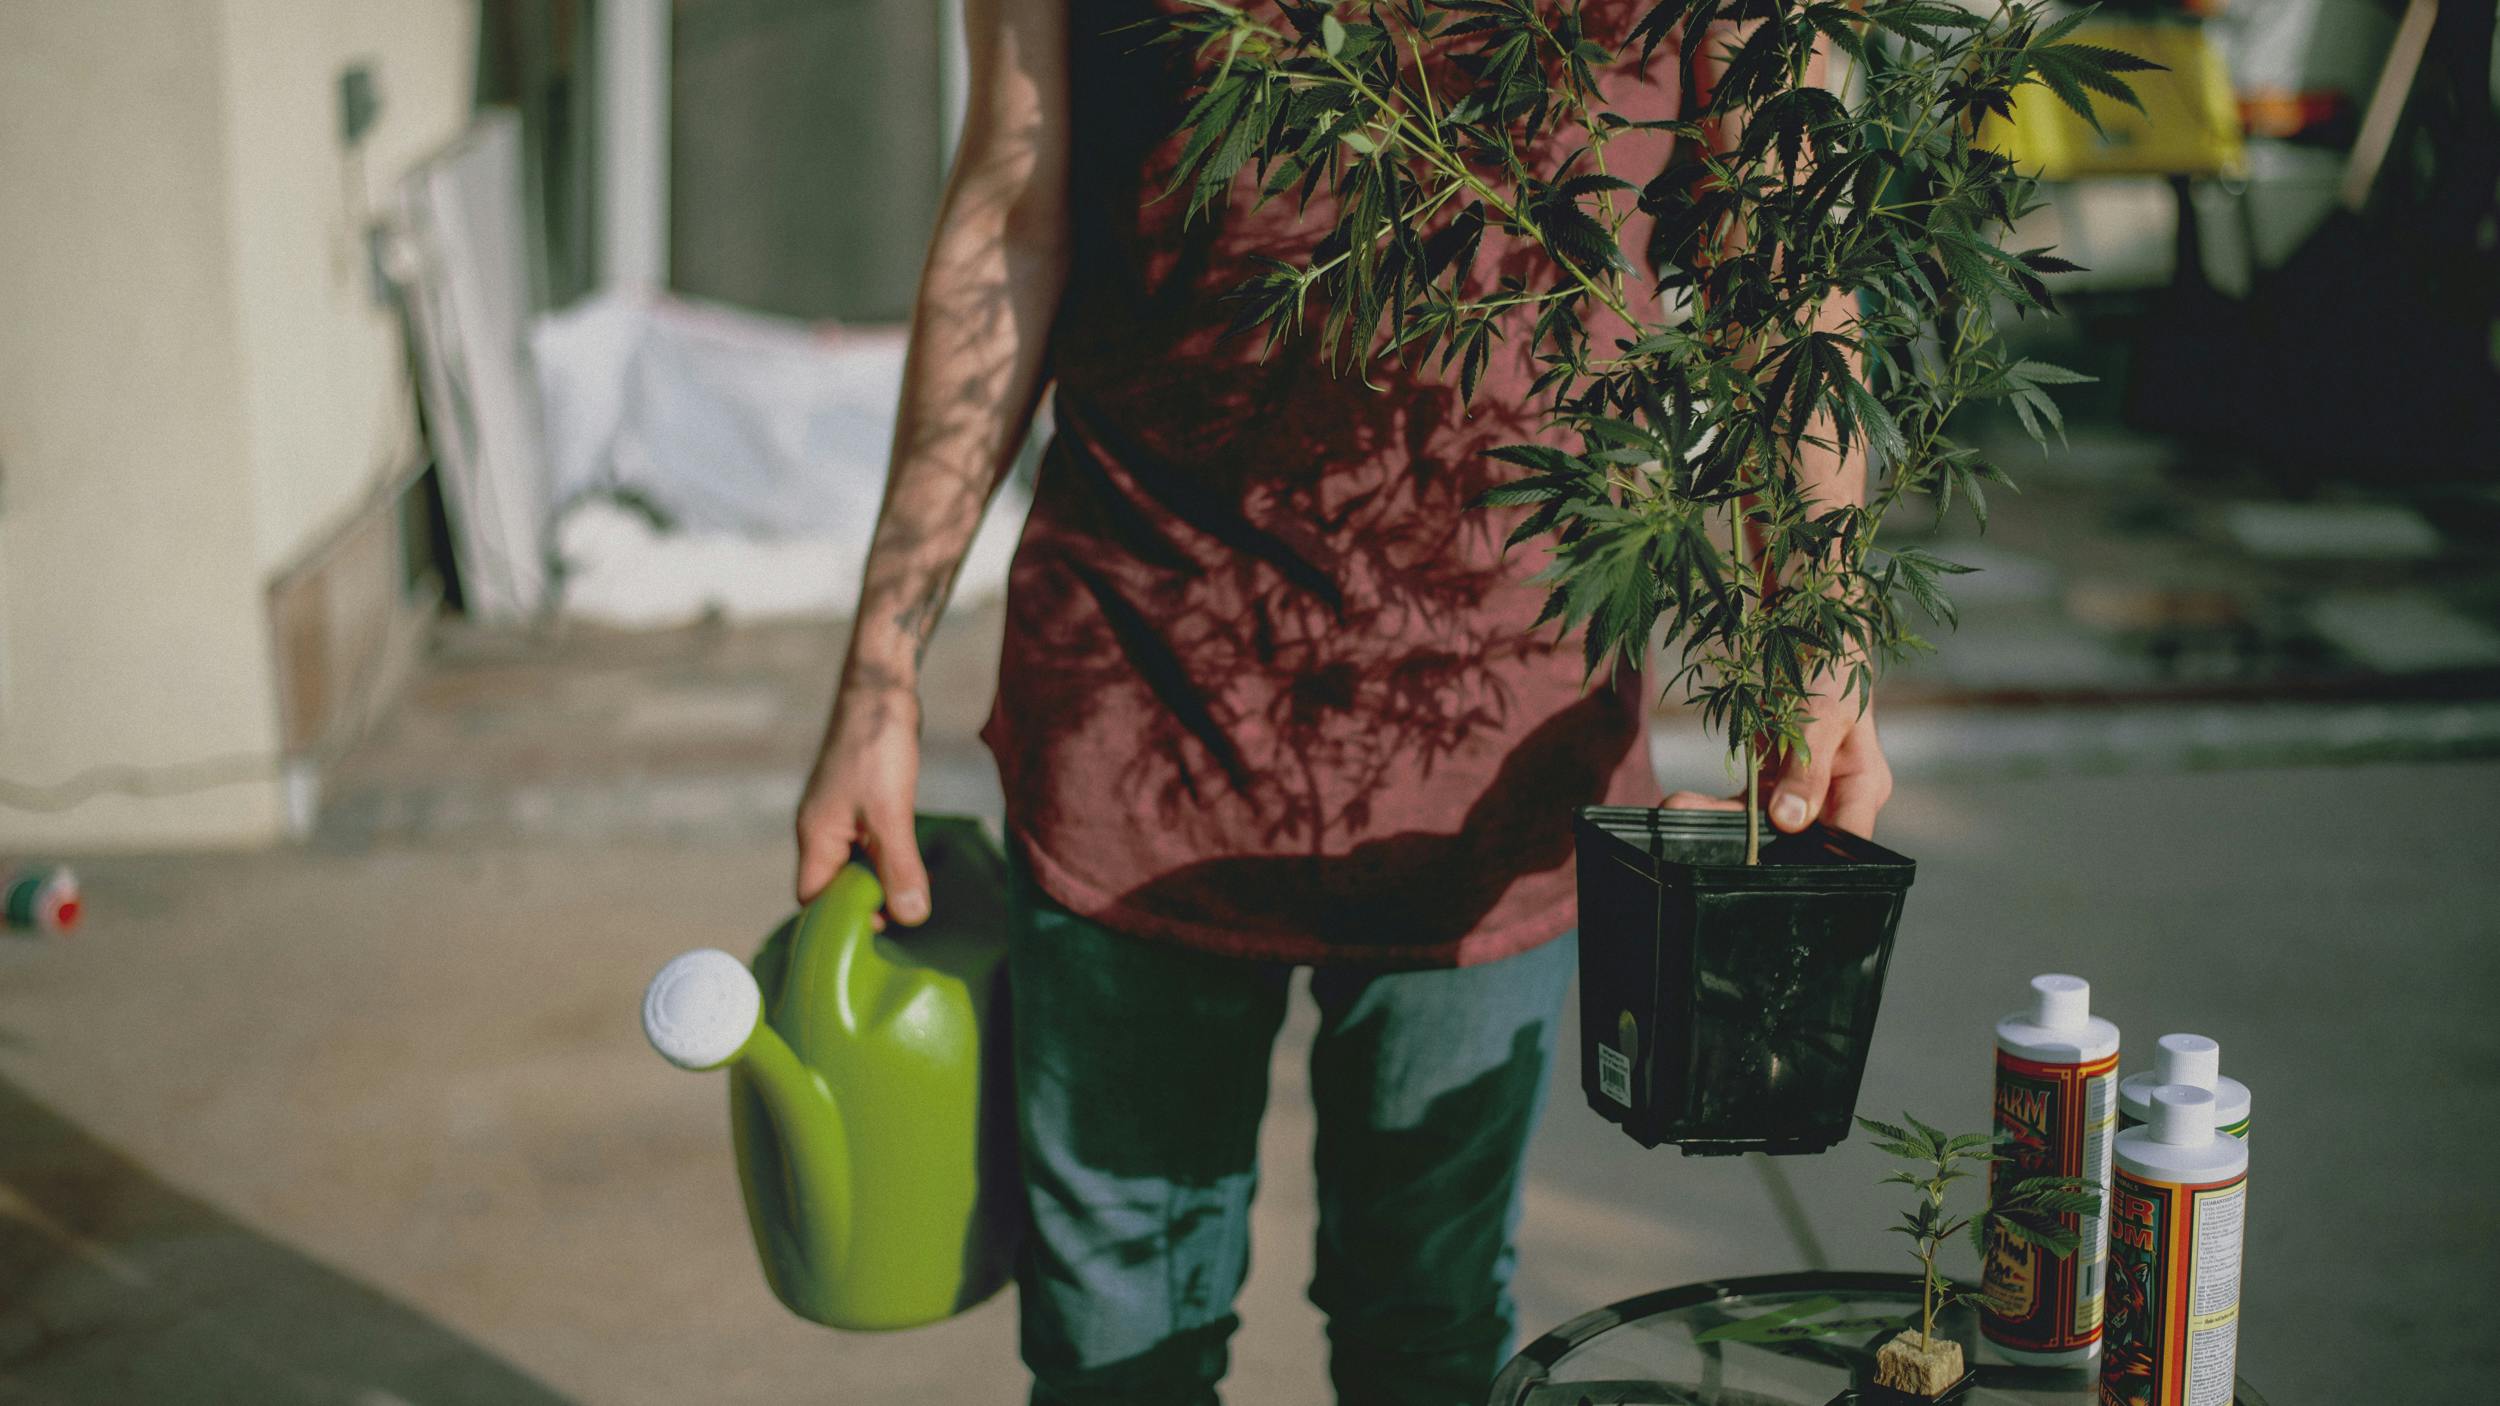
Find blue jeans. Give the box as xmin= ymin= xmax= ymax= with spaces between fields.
xmin=1009 ymin=868 xmax=1575 ymax=1406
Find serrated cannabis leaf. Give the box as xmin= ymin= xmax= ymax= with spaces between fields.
xmin=1862 ymin=1111 xmax=2096 ymax=1349
xmin=1160 ymin=0 xmax=2104 ymax=854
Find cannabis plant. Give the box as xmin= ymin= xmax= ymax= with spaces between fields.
xmin=1161 ymin=1 xmax=2154 ymax=861
xmin=1858 ymin=1112 xmax=2100 ymax=1352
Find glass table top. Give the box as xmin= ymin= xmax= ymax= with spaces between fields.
xmin=1491 ymin=1273 xmax=2267 ymax=1406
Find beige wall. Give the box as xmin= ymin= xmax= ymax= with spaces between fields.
xmin=0 ymin=0 xmax=473 ymax=849
xmin=219 ymin=0 xmax=473 ymax=575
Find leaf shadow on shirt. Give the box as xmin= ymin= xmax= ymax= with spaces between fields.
xmin=999 ymin=360 xmax=1644 ymax=953
xmin=985 ymin=0 xmax=1678 ymax=951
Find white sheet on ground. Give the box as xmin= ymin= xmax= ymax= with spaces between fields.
xmin=397 ymin=113 xmax=1030 ymax=629
xmin=553 ymin=483 xmax=1029 ymax=630
xmin=529 ymin=292 xmax=1029 ymax=627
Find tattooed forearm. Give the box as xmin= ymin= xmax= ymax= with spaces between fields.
xmin=890 ymin=552 xmax=966 ymax=670
xmin=896 ymin=594 xmax=944 ymax=661
xmin=831 ymin=0 xmax=1067 ymax=707
xmin=847 ymin=468 xmax=992 ymax=690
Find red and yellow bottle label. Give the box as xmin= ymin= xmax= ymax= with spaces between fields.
xmin=2101 ymin=1165 xmax=2247 ymax=1406
xmin=1982 ymin=1047 xmax=2119 ymax=1354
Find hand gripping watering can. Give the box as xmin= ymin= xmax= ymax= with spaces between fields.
xmin=641 ymin=815 xmax=1021 ymax=1330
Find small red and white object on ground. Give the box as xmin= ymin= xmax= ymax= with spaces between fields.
xmin=1 ymin=863 xmax=79 ymax=936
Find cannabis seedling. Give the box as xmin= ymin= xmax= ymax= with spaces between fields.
xmin=1858 ymin=1112 xmax=2102 ymax=1350
xmin=1161 ymin=1 xmax=2156 ymax=861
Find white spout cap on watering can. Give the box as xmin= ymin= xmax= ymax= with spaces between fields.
xmin=2149 ymin=1084 xmax=2217 ymax=1146
xmin=2154 ymin=1033 xmax=2222 ymax=1090
xmin=644 ymin=948 xmax=762 ymax=1070
xmin=2030 ymin=973 xmax=2092 ymax=1030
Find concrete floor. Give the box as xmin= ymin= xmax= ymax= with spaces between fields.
xmin=4 ymin=757 xmax=2495 ymax=1404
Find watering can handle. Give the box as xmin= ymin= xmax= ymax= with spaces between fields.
xmin=793 ymin=864 xmax=888 ymax=1029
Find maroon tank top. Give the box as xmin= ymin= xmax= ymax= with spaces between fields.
xmin=983 ymin=1 xmax=1682 ymax=967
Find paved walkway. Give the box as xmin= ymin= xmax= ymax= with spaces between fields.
xmin=312 ymin=595 xmax=2500 ymax=855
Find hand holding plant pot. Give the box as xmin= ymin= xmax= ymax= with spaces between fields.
xmin=1663 ymin=654 xmax=1895 ymax=844
xmin=1161 ymin=1 xmax=2155 ymax=1150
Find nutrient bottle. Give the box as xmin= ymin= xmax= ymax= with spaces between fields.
xmin=2103 ymin=1085 xmax=2250 ymax=1406
xmin=1982 ymin=973 xmax=2120 ymax=1366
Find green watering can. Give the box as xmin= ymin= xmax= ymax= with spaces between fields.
xmin=641 ymin=815 xmax=1022 ymax=1330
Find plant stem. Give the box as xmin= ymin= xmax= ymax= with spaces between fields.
xmin=1923 ymin=1245 xmax=1937 ymax=1345
xmin=1734 ymin=499 xmax=1760 ymax=865
xmin=1300 ymin=48 xmax=1643 ymax=329
xmin=1744 ymin=744 xmax=1761 ymax=864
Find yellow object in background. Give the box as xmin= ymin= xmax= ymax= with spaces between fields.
xmin=1983 ymin=21 xmax=2246 ymax=179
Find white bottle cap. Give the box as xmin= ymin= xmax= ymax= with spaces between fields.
xmin=2150 ymin=1084 xmax=2216 ymax=1146
xmin=643 ymin=947 xmax=762 ymax=1070
xmin=2030 ymin=973 xmax=2092 ymax=1030
xmin=2154 ymin=1033 xmax=2221 ymax=1090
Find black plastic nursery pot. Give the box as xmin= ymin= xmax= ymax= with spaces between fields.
xmin=1576 ymin=806 xmax=1916 ymax=1155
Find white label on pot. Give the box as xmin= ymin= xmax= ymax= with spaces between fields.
xmin=1597 ymin=1042 xmax=1631 ymax=1107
